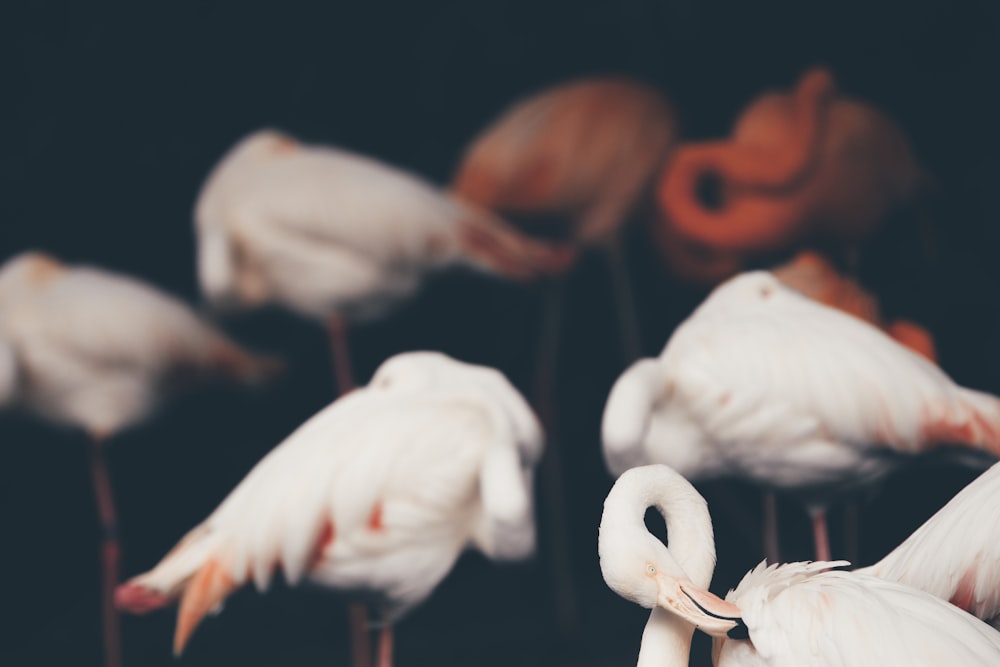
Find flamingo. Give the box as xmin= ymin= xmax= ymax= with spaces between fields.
xmin=0 ymin=251 xmax=280 ymax=667
xmin=653 ymin=67 xmax=926 ymax=285
xmin=452 ymin=76 xmax=677 ymax=362
xmin=602 ymin=270 xmax=1000 ymax=563
xmin=857 ymin=461 xmax=1000 ymax=628
xmin=114 ymin=351 xmax=543 ymax=667
xmin=599 ymin=464 xmax=1000 ymax=666
xmin=452 ymin=79 xmax=677 ymax=633
xmin=195 ymin=127 xmax=574 ymax=389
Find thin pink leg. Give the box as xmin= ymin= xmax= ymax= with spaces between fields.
xmin=810 ymin=507 xmax=832 ymax=563
xmin=326 ymin=314 xmax=355 ymax=394
xmin=376 ymin=624 xmax=393 ymax=667
xmin=763 ymin=491 xmax=780 ymax=564
xmin=348 ymin=604 xmax=372 ymax=667
xmin=88 ymin=437 xmax=122 ymax=667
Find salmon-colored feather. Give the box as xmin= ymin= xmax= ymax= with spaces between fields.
xmin=174 ymin=558 xmax=236 ymax=655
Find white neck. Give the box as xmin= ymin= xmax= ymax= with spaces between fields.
xmin=637 ymin=608 xmax=695 ymax=667
xmin=601 ymin=465 xmax=718 ymax=666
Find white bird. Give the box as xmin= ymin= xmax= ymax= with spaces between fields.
xmin=114 ymin=351 xmax=543 ymax=667
xmin=0 ymin=251 xmax=279 ymax=667
xmin=857 ymin=461 xmax=1000 ymax=628
xmin=602 ymin=270 xmax=1000 ymax=562
xmin=599 ymin=464 xmax=1000 ymax=666
xmin=195 ymin=129 xmax=574 ymax=388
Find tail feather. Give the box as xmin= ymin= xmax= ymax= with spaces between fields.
xmin=174 ymin=558 xmax=238 ymax=655
xmin=922 ymin=389 xmax=1000 ymax=458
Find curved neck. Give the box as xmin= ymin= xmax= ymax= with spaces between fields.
xmin=601 ymin=465 xmax=718 ymax=666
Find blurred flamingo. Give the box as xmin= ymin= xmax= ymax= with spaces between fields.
xmin=452 ymin=79 xmax=677 ymax=633
xmin=195 ymin=128 xmax=573 ymax=388
xmin=599 ymin=464 xmax=1000 ymax=666
xmin=115 ymin=352 xmax=543 ymax=667
xmin=453 ymin=76 xmax=677 ymax=360
xmin=0 ymin=251 xmax=280 ymax=667
xmin=194 ymin=128 xmax=570 ymax=663
xmin=654 ymin=67 xmax=927 ymax=284
xmin=602 ymin=271 xmax=1000 ymax=563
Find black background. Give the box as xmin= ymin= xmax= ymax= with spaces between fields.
xmin=2 ymin=1 xmax=999 ymax=665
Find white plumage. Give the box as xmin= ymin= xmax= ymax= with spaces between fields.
xmin=857 ymin=461 xmax=1000 ymax=628
xmin=602 ymin=271 xmax=1000 ymax=537
xmin=116 ymin=351 xmax=543 ymax=660
xmin=194 ymin=129 xmax=573 ymax=322
xmin=0 ymin=251 xmax=277 ymax=437
xmin=599 ymin=464 xmax=1000 ymax=667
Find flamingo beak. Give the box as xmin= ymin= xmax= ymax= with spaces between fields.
xmin=655 ymin=574 xmax=747 ymax=639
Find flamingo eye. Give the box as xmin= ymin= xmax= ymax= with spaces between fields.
xmin=647 ymin=564 xmax=656 ymax=575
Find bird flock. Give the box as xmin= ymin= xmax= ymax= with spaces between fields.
xmin=2 ymin=65 xmax=999 ymax=667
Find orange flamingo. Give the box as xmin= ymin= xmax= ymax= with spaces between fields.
xmin=654 ymin=67 xmax=926 ymax=282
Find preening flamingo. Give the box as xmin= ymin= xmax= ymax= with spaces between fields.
xmin=452 ymin=79 xmax=677 ymax=633
xmin=602 ymin=270 xmax=1000 ymax=562
xmin=857 ymin=461 xmax=1000 ymax=627
xmin=0 ymin=251 xmax=279 ymax=667
xmin=654 ymin=67 xmax=926 ymax=284
xmin=115 ymin=351 xmax=544 ymax=667
xmin=599 ymin=464 xmax=1000 ymax=666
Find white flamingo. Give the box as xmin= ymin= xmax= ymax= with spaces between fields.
xmin=602 ymin=270 xmax=1000 ymax=562
xmin=115 ymin=351 xmax=543 ymax=667
xmin=599 ymin=464 xmax=1000 ymax=666
xmin=195 ymin=128 xmax=573 ymax=389
xmin=857 ymin=461 xmax=1000 ymax=627
xmin=0 ymin=251 xmax=279 ymax=667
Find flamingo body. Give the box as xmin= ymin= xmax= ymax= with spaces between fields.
xmin=117 ymin=352 xmax=543 ymax=654
xmin=196 ymin=130 xmax=571 ymax=322
xmin=452 ymin=77 xmax=677 ymax=244
xmin=602 ymin=271 xmax=1000 ymax=502
xmin=0 ymin=251 xmax=275 ymax=437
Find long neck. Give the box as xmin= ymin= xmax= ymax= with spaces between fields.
xmin=637 ymin=608 xmax=695 ymax=667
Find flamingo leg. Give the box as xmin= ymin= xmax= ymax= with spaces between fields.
xmin=88 ymin=436 xmax=122 ymax=667
xmin=325 ymin=315 xmax=371 ymax=667
xmin=375 ymin=624 xmax=393 ymax=667
xmin=607 ymin=235 xmax=641 ymax=364
xmin=763 ymin=491 xmax=781 ymax=564
xmin=348 ymin=603 xmax=372 ymax=667
xmin=326 ymin=314 xmax=355 ymax=394
xmin=533 ymin=277 xmax=580 ymax=640
xmin=809 ymin=507 xmax=832 ymax=562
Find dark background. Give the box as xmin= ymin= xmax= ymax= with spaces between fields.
xmin=1 ymin=1 xmax=999 ymax=665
